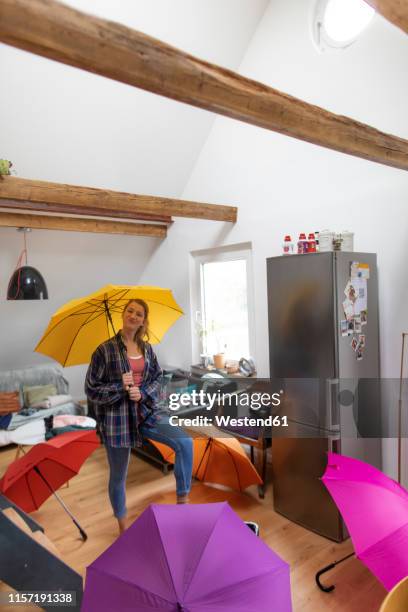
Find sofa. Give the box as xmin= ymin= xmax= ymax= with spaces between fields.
xmin=0 ymin=364 xmax=85 ymax=446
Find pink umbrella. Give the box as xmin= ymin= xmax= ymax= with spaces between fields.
xmin=317 ymin=452 xmax=408 ymax=592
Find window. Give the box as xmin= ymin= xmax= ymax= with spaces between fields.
xmin=312 ymin=0 xmax=375 ymax=51
xmin=191 ymin=244 xmax=255 ymax=363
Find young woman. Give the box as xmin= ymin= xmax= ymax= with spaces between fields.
xmin=85 ymin=299 xmax=193 ymax=533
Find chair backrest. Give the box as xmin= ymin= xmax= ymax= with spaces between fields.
xmin=379 ymin=576 xmax=408 ymax=612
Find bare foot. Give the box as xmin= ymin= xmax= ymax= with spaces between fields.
xmin=117 ymin=517 xmax=127 ymax=534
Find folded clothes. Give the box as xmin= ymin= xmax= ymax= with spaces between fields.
xmin=44 ymin=414 xmax=96 ymax=440
xmin=8 ymin=414 xmax=96 ymax=446
xmin=9 ymin=420 xmax=46 ymax=445
xmin=19 ymin=407 xmax=37 ymax=417
xmin=52 ymin=415 xmax=95 ymax=428
xmin=30 ymin=394 xmax=73 ymax=410
xmin=48 ymin=394 xmax=73 ymax=408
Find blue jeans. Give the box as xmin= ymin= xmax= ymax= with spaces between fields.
xmin=105 ymin=416 xmax=193 ymax=518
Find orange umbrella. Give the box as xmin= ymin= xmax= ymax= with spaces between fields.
xmin=149 ymin=436 xmax=262 ymax=492
xmin=149 ymin=440 xmax=176 ymax=464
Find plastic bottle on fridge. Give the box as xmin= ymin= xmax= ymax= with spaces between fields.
xmin=297 ymin=233 xmax=308 ymax=254
xmin=282 ymin=235 xmax=294 ymax=255
xmin=314 ymin=231 xmax=320 ymax=252
xmin=308 ymin=233 xmax=316 ymax=253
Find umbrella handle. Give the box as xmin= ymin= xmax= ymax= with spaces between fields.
xmin=72 ymin=518 xmax=88 ymax=542
xmin=315 ymin=563 xmax=336 ymax=592
xmin=315 ymin=552 xmax=354 ymax=593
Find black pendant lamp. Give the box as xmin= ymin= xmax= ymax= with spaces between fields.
xmin=7 ymin=228 xmax=48 ymax=300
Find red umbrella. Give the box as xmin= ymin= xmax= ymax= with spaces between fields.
xmin=0 ymin=429 xmax=99 ymax=540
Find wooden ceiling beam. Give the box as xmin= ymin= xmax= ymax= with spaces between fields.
xmin=0 ymin=178 xmax=237 ymax=222
xmin=0 ymin=0 xmax=407 ymax=170
xmin=0 ymin=197 xmax=173 ymax=224
xmin=364 ymin=1 xmax=408 ymax=35
xmin=0 ymin=211 xmax=167 ymax=237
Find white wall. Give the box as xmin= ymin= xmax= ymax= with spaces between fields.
xmin=140 ymin=0 xmax=408 ymax=478
xmin=0 ymin=0 xmax=268 ymax=397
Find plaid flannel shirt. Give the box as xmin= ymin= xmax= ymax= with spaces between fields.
xmin=85 ymin=333 xmax=163 ymax=447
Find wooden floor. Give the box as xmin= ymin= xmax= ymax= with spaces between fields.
xmin=0 ymin=444 xmax=386 ymax=611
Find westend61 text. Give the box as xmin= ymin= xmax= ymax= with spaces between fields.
xmin=167 ymin=390 xmax=282 ymax=411
xmin=169 ymin=415 xmax=289 ymax=427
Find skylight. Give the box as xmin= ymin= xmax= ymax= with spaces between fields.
xmin=313 ymin=0 xmax=375 ymax=51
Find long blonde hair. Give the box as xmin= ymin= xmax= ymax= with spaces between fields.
xmin=122 ymin=299 xmax=150 ymax=351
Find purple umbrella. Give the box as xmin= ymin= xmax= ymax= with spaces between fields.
xmin=82 ymin=502 xmax=292 ymax=611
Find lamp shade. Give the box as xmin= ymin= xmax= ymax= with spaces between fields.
xmin=7 ymin=266 xmax=48 ymax=300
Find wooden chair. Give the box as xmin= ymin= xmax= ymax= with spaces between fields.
xmin=379 ymin=576 xmax=408 ymax=612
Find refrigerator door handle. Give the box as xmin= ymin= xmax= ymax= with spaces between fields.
xmin=326 ymin=378 xmax=340 ymax=431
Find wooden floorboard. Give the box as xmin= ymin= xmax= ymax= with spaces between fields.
xmin=0 ymin=444 xmax=386 ymax=611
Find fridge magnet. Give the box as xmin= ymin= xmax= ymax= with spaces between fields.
xmin=359 ymin=263 xmax=370 ymax=279
xmin=353 ymin=278 xmax=367 ymax=314
xmin=358 ymin=334 xmax=366 ymax=348
xmin=344 ymin=280 xmax=357 ymax=303
xmin=354 ymin=315 xmax=362 ymax=334
xmin=340 ymin=320 xmax=348 ymax=337
xmin=356 ymin=348 xmax=363 ymax=361
xmin=343 ymin=299 xmax=354 ymax=320
xmin=350 ymin=261 xmax=370 ymax=280
xmin=350 ymin=261 xmax=359 ymax=279
xmin=351 ymin=337 xmax=358 ymax=351
xmin=347 ymin=320 xmax=354 ymax=334
xmin=361 ymin=310 xmax=367 ymax=325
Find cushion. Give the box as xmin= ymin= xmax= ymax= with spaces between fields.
xmin=0 ymin=391 xmax=20 ymax=414
xmin=23 ymin=384 xmax=57 ymax=407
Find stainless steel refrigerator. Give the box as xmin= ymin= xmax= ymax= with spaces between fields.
xmin=266 ymin=251 xmax=382 ymax=541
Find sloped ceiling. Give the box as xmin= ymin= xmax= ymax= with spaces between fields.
xmin=0 ymin=0 xmax=269 ymax=199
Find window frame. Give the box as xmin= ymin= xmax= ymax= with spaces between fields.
xmin=190 ymin=243 xmax=256 ymax=365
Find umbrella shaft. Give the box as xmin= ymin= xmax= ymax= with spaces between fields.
xmin=33 ymin=466 xmax=88 ymax=541
xmin=194 ymin=437 xmax=212 ymax=479
xmin=103 ymin=298 xmax=128 ymax=372
xmin=33 ymin=466 xmax=74 ymax=519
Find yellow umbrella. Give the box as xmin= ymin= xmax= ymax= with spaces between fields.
xmin=35 ymin=284 xmax=183 ymax=366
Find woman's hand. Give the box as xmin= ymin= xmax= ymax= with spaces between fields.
xmin=122 ymin=372 xmax=134 ymax=389
xmin=128 ymin=386 xmax=141 ymax=402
